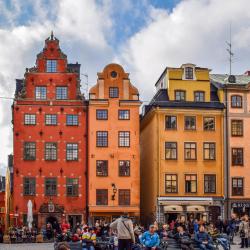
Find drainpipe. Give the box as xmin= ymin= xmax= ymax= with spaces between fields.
xmin=85 ymin=100 xmax=89 ymax=223
xmin=225 ymin=88 xmax=229 ymax=219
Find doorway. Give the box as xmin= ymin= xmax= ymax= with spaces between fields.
xmin=165 ymin=213 xmax=178 ymax=223
xmin=46 ymin=216 xmax=60 ymax=232
xmin=68 ymin=215 xmax=82 ymax=229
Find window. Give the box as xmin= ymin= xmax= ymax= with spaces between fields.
xmin=194 ymin=91 xmax=205 ymax=102
xmin=56 ymin=87 xmax=68 ymax=100
xmin=96 ymin=160 xmax=108 ymax=177
xmin=119 ymin=131 xmax=130 ymax=147
xmin=165 ymin=116 xmax=177 ymax=130
xmin=46 ymin=60 xmax=57 ymax=72
xmin=184 ymin=142 xmax=196 ymax=160
xmin=118 ymin=110 xmax=130 ymax=120
xmin=66 ymin=178 xmax=79 ymax=196
xmin=232 ymin=148 xmax=243 ymax=166
xmin=204 ymin=175 xmax=216 ymax=193
xmin=165 ymin=142 xmax=177 ymax=160
xmin=66 ymin=143 xmax=78 ymax=161
xmin=232 ymin=178 xmax=243 ymax=196
xmin=119 ymin=160 xmax=130 ymax=176
xmin=66 ymin=115 xmax=78 ymax=126
xmin=231 ymin=120 xmax=243 ymax=136
xmin=23 ymin=177 xmax=36 ymax=196
xmin=165 ymin=174 xmax=178 ymax=193
xmin=175 ymin=90 xmax=186 ymax=101
xmin=185 ymin=174 xmax=197 ymax=193
xmin=96 ymin=131 xmax=108 ymax=147
xmin=118 ymin=189 xmax=130 ymax=205
xmin=24 ymin=114 xmax=36 ymax=125
xmin=109 ymin=87 xmax=119 ymax=98
xmin=45 ymin=178 xmax=57 ymax=196
xmin=35 ymin=86 xmax=47 ymax=100
xmin=24 ymin=142 xmax=36 ymax=160
xmin=204 ymin=117 xmax=215 ymax=131
xmin=45 ymin=114 xmax=57 ymax=125
xmin=45 ymin=143 xmax=57 ymax=161
xmin=185 ymin=116 xmax=196 ymax=130
xmin=231 ymin=95 xmax=242 ymax=108
xmin=96 ymin=110 xmax=108 ymax=120
xmin=185 ymin=67 xmax=194 ymax=79
xmin=96 ymin=189 xmax=108 ymax=205
xmin=204 ymin=143 xmax=216 ymax=160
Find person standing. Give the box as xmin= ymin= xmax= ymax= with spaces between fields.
xmin=140 ymin=225 xmax=160 ymax=250
xmin=110 ymin=214 xmax=135 ymax=250
xmin=239 ymin=215 xmax=249 ymax=248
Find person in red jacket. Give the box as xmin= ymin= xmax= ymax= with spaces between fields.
xmin=61 ymin=219 xmax=70 ymax=232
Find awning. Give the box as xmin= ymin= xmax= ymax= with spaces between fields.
xmin=186 ymin=205 xmax=205 ymax=212
xmin=164 ymin=205 xmax=183 ymax=213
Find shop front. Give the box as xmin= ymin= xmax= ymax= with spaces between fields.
xmin=230 ymin=200 xmax=250 ymax=217
xmin=157 ymin=197 xmax=224 ymax=223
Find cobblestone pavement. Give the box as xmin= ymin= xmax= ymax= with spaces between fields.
xmin=0 ymin=243 xmax=54 ymax=250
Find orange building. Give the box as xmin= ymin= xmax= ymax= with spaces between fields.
xmin=88 ymin=64 xmax=141 ymax=223
xmin=0 ymin=176 xmax=5 ymax=231
xmin=211 ymin=73 xmax=250 ymax=218
xmin=12 ymin=34 xmax=87 ymax=229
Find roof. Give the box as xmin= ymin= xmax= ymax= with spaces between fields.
xmin=143 ymin=88 xmax=224 ymax=116
xmin=210 ymin=74 xmax=250 ymax=85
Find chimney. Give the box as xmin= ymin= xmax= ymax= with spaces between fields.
xmin=244 ymin=70 xmax=250 ymax=76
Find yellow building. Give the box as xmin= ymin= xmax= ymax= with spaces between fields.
xmin=140 ymin=64 xmax=225 ymax=224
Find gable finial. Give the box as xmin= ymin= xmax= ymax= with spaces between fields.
xmin=50 ymin=30 xmax=54 ymax=40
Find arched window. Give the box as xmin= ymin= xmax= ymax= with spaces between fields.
xmin=231 ymin=95 xmax=242 ymax=108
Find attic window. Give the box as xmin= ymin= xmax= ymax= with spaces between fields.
xmin=46 ymin=60 xmax=57 ymax=73
xmin=185 ymin=67 xmax=194 ymax=79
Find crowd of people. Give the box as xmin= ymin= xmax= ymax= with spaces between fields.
xmin=3 ymin=213 xmax=250 ymax=249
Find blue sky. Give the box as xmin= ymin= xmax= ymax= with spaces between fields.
xmin=0 ymin=0 xmax=250 ymax=173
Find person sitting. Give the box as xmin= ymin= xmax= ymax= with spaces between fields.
xmin=175 ymin=226 xmax=194 ymax=250
xmin=140 ymin=225 xmax=160 ymax=250
xmin=82 ymin=227 xmax=96 ymax=250
xmin=195 ymin=225 xmax=214 ymax=250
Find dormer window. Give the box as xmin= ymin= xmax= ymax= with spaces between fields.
xmin=185 ymin=67 xmax=194 ymax=79
xmin=46 ymin=60 xmax=57 ymax=73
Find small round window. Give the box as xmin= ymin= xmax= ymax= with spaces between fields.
xmin=110 ymin=71 xmax=117 ymax=78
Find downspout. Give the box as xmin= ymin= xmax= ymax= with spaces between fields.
xmin=85 ymin=100 xmax=89 ymax=223
xmin=225 ymin=88 xmax=229 ymax=219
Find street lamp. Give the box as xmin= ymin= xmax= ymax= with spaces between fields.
xmin=111 ymin=183 xmax=117 ymax=201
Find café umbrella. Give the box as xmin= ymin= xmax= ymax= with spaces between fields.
xmin=27 ymin=200 xmax=33 ymax=230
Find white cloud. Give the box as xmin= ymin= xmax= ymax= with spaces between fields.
xmin=118 ymin=0 xmax=250 ymax=101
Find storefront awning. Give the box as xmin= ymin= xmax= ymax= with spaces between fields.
xmin=164 ymin=205 xmax=183 ymax=213
xmin=186 ymin=205 xmax=205 ymax=212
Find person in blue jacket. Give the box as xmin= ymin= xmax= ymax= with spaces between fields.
xmin=140 ymin=225 xmax=160 ymax=250
xmin=195 ymin=225 xmax=214 ymax=250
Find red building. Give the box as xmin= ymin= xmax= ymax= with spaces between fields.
xmin=12 ymin=34 xmax=87 ymax=229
